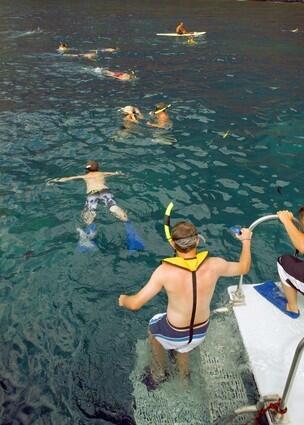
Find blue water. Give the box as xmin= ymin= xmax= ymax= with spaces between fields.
xmin=0 ymin=0 xmax=303 ymax=424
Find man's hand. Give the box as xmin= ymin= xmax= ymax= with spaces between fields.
xmin=115 ymin=171 xmax=124 ymax=176
xmin=277 ymin=210 xmax=294 ymax=225
xmin=235 ymin=228 xmax=252 ymax=242
xmin=46 ymin=178 xmax=60 ymax=185
xmin=119 ymin=294 xmax=127 ymax=307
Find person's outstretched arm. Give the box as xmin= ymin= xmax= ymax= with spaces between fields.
xmin=47 ymin=175 xmax=85 ymax=184
xmin=118 ymin=266 xmax=164 ymax=311
xmin=213 ymin=228 xmax=252 ymax=277
xmin=103 ymin=171 xmax=124 ymax=177
xmin=277 ymin=210 xmax=304 ymax=254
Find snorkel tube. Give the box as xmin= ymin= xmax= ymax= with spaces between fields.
xmin=164 ymin=201 xmax=174 ymax=243
xmin=155 ymin=104 xmax=171 ymax=115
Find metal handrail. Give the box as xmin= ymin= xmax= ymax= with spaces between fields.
xmin=279 ymin=337 xmax=304 ymax=414
xmin=231 ymin=214 xmax=301 ymax=305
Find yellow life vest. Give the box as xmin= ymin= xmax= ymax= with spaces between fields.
xmin=162 ymin=251 xmax=209 ymax=344
xmin=162 ymin=251 xmax=208 ymax=272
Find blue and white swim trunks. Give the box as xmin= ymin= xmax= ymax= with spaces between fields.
xmin=149 ymin=313 xmax=209 ymax=353
xmin=84 ymin=189 xmax=117 ymax=212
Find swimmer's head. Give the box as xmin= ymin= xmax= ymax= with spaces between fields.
xmin=121 ymin=105 xmax=134 ymax=115
xmin=154 ymin=102 xmax=171 ymax=115
xmin=171 ymin=221 xmax=201 ymax=253
xmin=58 ymin=42 xmax=68 ymax=52
xmin=86 ymin=160 xmax=99 ymax=172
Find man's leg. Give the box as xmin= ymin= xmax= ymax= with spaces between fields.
xmin=81 ymin=209 xmax=96 ymax=225
xmin=109 ymin=204 xmax=128 ymax=222
xmin=148 ymin=330 xmax=167 ymax=380
xmin=281 ymin=282 xmax=299 ymax=313
xmin=175 ymin=352 xmax=190 ymax=378
xmin=82 ymin=196 xmax=97 ymax=225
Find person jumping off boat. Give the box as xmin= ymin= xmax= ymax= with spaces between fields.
xmin=276 ymin=207 xmax=304 ymax=318
xmin=47 ymin=160 xmax=127 ymax=224
xmin=118 ymin=215 xmax=252 ymax=388
xmin=147 ymin=103 xmax=172 ymax=129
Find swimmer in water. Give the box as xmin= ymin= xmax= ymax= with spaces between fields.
xmin=58 ymin=42 xmax=69 ymax=53
xmin=121 ymin=105 xmax=144 ymax=129
xmin=63 ymin=50 xmax=98 ymax=60
xmin=104 ymin=70 xmax=136 ymax=81
xmin=100 ymin=47 xmax=119 ymax=53
xmin=47 ymin=160 xmax=128 ymax=225
xmin=147 ymin=103 xmax=172 ymax=129
xmin=187 ymin=35 xmax=197 ymax=45
xmin=176 ymin=22 xmax=190 ymax=35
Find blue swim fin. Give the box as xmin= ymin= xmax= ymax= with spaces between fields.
xmin=254 ymin=281 xmax=300 ymax=319
xmin=77 ymin=223 xmax=98 ymax=253
xmin=124 ymin=221 xmax=144 ymax=251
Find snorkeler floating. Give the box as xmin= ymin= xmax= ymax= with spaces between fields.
xmin=59 ymin=47 xmax=118 ymax=60
xmin=58 ymin=41 xmax=69 ymax=53
xmin=48 ymin=160 xmax=127 ymax=224
xmin=147 ymin=103 xmax=172 ymax=129
xmin=47 ymin=160 xmax=144 ymax=252
xmin=104 ymin=69 xmax=136 ymax=81
xmin=63 ymin=49 xmax=98 ymax=60
xmin=120 ymin=105 xmax=144 ymax=129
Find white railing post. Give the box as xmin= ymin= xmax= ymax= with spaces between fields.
xmin=231 ymin=214 xmax=301 ymax=306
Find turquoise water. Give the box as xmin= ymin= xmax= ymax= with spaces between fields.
xmin=0 ymin=0 xmax=303 ymax=423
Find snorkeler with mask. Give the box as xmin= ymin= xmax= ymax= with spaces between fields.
xmin=103 ymin=69 xmax=136 ymax=81
xmin=120 ymin=105 xmax=144 ymax=129
xmin=57 ymin=41 xmax=69 ymax=53
xmin=119 ymin=202 xmax=252 ymax=388
xmin=147 ymin=103 xmax=172 ymax=129
xmin=48 ymin=160 xmax=127 ymax=224
xmin=47 ymin=161 xmax=144 ymax=251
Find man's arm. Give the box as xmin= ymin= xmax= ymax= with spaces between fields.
xmin=213 ymin=228 xmax=252 ymax=277
xmin=47 ymin=175 xmax=85 ymax=184
xmin=146 ymin=121 xmax=160 ymax=128
xmin=103 ymin=171 xmax=124 ymax=177
xmin=119 ymin=266 xmax=164 ymax=311
xmin=277 ymin=210 xmax=304 ymax=254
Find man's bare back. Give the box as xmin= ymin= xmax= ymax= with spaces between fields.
xmin=82 ymin=172 xmax=111 ymax=193
xmin=161 ymin=257 xmax=219 ymax=326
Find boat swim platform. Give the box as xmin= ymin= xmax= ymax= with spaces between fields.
xmin=130 ymin=312 xmax=260 ymax=425
xmin=228 ymin=283 xmax=304 ymax=425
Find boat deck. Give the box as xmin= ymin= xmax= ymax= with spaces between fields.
xmin=228 ymin=283 xmax=304 ymax=425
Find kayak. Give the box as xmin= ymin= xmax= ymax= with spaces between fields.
xmin=156 ymin=31 xmax=206 ymax=37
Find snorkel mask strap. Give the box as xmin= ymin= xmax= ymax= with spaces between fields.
xmin=164 ymin=202 xmax=174 ymax=242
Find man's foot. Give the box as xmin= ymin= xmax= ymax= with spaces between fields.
xmin=140 ymin=367 xmax=169 ymax=392
xmin=286 ymin=303 xmax=300 ymax=319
